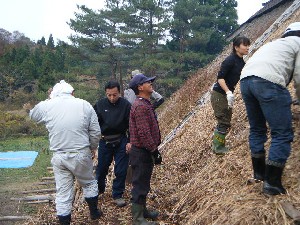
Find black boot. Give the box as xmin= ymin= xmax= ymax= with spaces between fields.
xmin=144 ymin=207 xmax=159 ymax=219
xmin=263 ymin=163 xmax=286 ymax=195
xmin=251 ymin=155 xmax=265 ymax=181
xmin=58 ymin=214 xmax=71 ymax=225
xmin=85 ymin=196 xmax=103 ymax=220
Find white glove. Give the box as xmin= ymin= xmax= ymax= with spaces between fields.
xmin=226 ymin=91 xmax=234 ymax=108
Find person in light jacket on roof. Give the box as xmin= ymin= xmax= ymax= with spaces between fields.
xmin=240 ymin=22 xmax=300 ymax=195
xmin=211 ymin=36 xmax=250 ymax=155
xmin=24 ymin=80 xmax=102 ymax=225
xmin=124 ymin=69 xmax=164 ymax=109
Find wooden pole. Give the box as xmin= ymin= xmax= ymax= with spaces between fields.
xmin=26 ymin=200 xmax=51 ymax=204
xmin=11 ymin=194 xmax=55 ymax=201
xmin=22 ymin=188 xmax=56 ymax=194
xmin=37 ymin=181 xmax=56 ymax=185
xmin=0 ymin=216 xmax=31 ymax=221
xmin=280 ymin=201 xmax=300 ymax=221
xmin=41 ymin=176 xmax=55 ymax=181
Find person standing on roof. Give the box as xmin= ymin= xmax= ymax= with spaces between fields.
xmin=129 ymin=73 xmax=162 ymax=225
xmin=93 ymin=80 xmax=131 ymax=207
xmin=211 ymin=36 xmax=250 ymax=154
xmin=240 ymin=22 xmax=300 ymax=195
xmin=124 ymin=69 xmax=164 ymax=109
xmin=24 ymin=80 xmax=102 ymax=225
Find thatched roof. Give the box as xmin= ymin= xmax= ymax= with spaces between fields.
xmin=247 ymin=0 xmax=294 ymax=24
xmin=25 ymin=1 xmax=300 ymax=224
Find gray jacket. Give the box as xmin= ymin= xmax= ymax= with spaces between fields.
xmin=30 ymin=94 xmax=101 ymax=152
xmin=241 ymin=36 xmax=300 ymax=99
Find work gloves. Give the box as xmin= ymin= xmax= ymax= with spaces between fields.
xmin=152 ymin=149 xmax=162 ymax=165
xmin=153 ymin=98 xmax=165 ymax=109
xmin=226 ymin=91 xmax=234 ymax=108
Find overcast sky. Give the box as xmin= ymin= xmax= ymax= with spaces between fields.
xmin=0 ymin=0 xmax=266 ymax=43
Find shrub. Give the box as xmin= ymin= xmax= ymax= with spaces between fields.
xmin=0 ymin=111 xmax=47 ymax=139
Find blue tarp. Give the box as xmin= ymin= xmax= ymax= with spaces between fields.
xmin=0 ymin=151 xmax=39 ymax=168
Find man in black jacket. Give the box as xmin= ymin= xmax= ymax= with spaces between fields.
xmin=94 ymin=80 xmax=131 ymax=207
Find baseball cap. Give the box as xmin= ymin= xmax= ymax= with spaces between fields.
xmin=283 ymin=22 xmax=300 ymax=35
xmin=129 ymin=74 xmax=156 ymax=89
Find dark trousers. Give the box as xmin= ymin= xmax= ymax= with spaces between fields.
xmin=130 ymin=146 xmax=154 ymax=205
xmin=241 ymin=76 xmax=293 ymax=164
xmin=96 ymin=136 xmax=129 ymax=199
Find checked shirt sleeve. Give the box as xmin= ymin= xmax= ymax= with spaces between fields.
xmin=134 ymin=104 xmax=158 ymax=152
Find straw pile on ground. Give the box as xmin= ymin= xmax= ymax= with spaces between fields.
xmin=24 ymin=1 xmax=300 ymax=225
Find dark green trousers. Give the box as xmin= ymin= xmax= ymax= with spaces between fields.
xmin=211 ymin=90 xmax=232 ymax=133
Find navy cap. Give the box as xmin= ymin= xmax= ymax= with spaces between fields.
xmin=129 ymin=74 xmax=156 ymax=89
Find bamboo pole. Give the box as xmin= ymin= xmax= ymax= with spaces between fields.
xmin=41 ymin=176 xmax=55 ymax=181
xmin=22 ymin=188 xmax=56 ymax=194
xmin=0 ymin=216 xmax=31 ymax=221
xmin=11 ymin=194 xmax=55 ymax=201
xmin=37 ymin=181 xmax=56 ymax=185
xmin=26 ymin=200 xmax=51 ymax=204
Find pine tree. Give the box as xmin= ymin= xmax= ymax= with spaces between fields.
xmin=125 ymin=0 xmax=172 ymax=75
xmin=37 ymin=36 xmax=46 ymax=45
xmin=47 ymin=34 xmax=55 ymax=49
xmin=68 ymin=3 xmax=132 ymax=79
xmin=168 ymin=0 xmax=238 ymax=73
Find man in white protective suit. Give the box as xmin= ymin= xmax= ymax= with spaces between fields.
xmin=24 ymin=80 xmax=102 ymax=225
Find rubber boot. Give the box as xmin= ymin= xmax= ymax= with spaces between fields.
xmin=251 ymin=155 xmax=265 ymax=181
xmin=144 ymin=206 xmax=159 ymax=219
xmin=212 ymin=129 xmax=229 ymax=155
xmin=132 ymin=203 xmax=158 ymax=225
xmin=58 ymin=214 xmax=71 ymax=225
xmin=85 ymin=196 xmax=103 ymax=220
xmin=263 ymin=163 xmax=286 ymax=195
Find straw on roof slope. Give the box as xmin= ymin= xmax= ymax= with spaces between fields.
xmin=24 ymin=1 xmax=300 ymax=225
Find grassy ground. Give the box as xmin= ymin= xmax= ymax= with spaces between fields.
xmin=0 ymin=136 xmax=53 ymax=225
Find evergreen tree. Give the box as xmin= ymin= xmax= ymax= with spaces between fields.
xmin=54 ymin=42 xmax=67 ymax=72
xmin=68 ymin=0 xmax=173 ymax=78
xmin=68 ymin=3 xmax=132 ymax=79
xmin=0 ymin=29 xmax=11 ymax=56
xmin=20 ymin=58 xmax=37 ymax=81
xmin=47 ymin=34 xmax=55 ymax=49
xmin=125 ymin=0 xmax=172 ymax=75
xmin=32 ymin=46 xmax=44 ymax=74
xmin=14 ymin=45 xmax=30 ymax=65
xmin=0 ymin=70 xmax=9 ymax=101
xmin=168 ymin=0 xmax=238 ymax=74
xmin=37 ymin=36 xmax=46 ymax=45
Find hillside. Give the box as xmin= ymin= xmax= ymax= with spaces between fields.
xmin=22 ymin=0 xmax=300 ymax=224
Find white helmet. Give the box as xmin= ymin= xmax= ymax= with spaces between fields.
xmin=283 ymin=22 xmax=300 ymax=35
